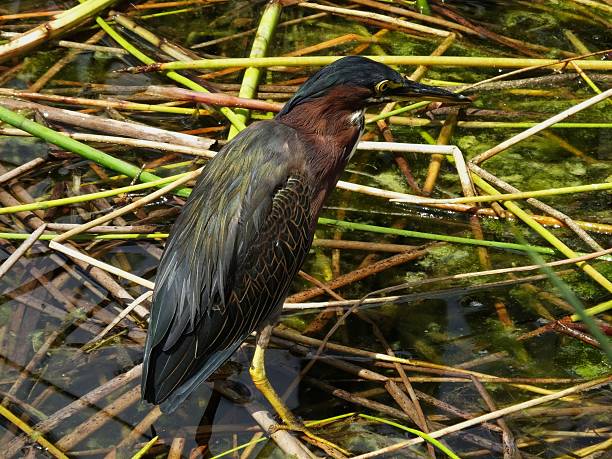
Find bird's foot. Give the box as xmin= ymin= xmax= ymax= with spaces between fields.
xmin=271 ymin=422 xmax=350 ymax=458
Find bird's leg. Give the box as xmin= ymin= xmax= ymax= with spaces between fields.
xmin=250 ymin=324 xmax=302 ymax=429
xmin=250 ymin=325 xmax=349 ymax=456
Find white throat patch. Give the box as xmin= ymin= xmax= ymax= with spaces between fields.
xmin=345 ymin=111 xmax=365 ymax=162
xmin=349 ymin=110 xmax=364 ymax=126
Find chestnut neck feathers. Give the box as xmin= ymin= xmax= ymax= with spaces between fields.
xmin=276 ymin=85 xmax=366 ymax=176
xmin=276 ymin=85 xmax=366 ymax=218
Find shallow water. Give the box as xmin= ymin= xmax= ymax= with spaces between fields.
xmin=0 ymin=0 xmax=611 ymax=458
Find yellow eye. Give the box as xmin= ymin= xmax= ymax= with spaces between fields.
xmin=375 ymin=80 xmax=390 ymax=94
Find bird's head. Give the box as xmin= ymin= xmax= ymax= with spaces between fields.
xmin=278 ymin=56 xmax=469 ymax=116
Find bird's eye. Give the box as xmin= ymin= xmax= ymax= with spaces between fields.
xmin=375 ymin=80 xmax=390 ymax=94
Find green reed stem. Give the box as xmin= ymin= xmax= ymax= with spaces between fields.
xmin=512 ymin=229 xmax=612 ymax=361
xmin=473 ymin=175 xmax=612 ymax=293
xmin=0 ymin=405 xmax=67 ymax=459
xmin=228 ymin=0 xmax=282 ymax=139
xmin=86 ymin=160 xmax=196 ymax=186
xmin=414 ymin=182 xmax=612 ymax=204
xmin=386 ymin=118 xmax=612 ymax=129
xmin=366 ymin=101 xmax=429 ymax=124
xmin=0 ymin=223 xmax=586 ymax=257
xmin=0 ymin=172 xmax=190 ymax=215
xmin=572 ymin=299 xmax=612 ymax=321
xmin=131 ymin=436 xmax=159 ymax=459
xmin=0 ymin=232 xmax=169 ymax=241
xmin=95 ymin=16 xmax=245 ymax=130
xmin=138 ymin=7 xmax=195 ymax=19
xmin=209 ymin=437 xmax=266 ymax=459
xmin=208 ymin=412 xmax=356 ymax=459
xmin=318 ymin=217 xmax=558 ymax=254
xmin=0 ymin=105 xmax=190 ymax=197
xmin=0 ymin=0 xmax=117 ymax=64
xmin=359 ymin=414 xmax=461 ymax=459
xmin=128 ymin=55 xmax=612 ymax=72
xmin=1 ymin=229 xmax=609 ymax=263
xmin=416 ymin=0 xmax=432 ymax=15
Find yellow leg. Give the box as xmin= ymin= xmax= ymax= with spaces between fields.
xmin=249 ymin=325 xmax=349 ymax=456
xmin=249 ymin=325 xmax=302 ymax=429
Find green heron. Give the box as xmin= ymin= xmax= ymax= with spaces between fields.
xmin=142 ymin=56 xmax=467 ymax=426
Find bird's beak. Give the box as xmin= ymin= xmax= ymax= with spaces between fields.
xmin=392 ymin=79 xmax=471 ymax=104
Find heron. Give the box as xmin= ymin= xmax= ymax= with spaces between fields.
xmin=142 ymin=55 xmax=467 ymax=442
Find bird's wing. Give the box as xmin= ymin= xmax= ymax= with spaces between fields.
xmin=142 ymin=121 xmax=312 ymax=407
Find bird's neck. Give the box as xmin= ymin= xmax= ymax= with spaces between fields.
xmin=277 ymin=93 xmax=365 ymax=219
xmin=276 ymin=86 xmax=366 ymax=197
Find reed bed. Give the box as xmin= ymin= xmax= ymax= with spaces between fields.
xmin=0 ymin=0 xmax=610 ymax=458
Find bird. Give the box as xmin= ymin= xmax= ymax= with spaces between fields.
xmin=141 ymin=56 xmax=468 ymax=421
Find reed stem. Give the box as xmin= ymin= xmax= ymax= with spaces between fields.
xmin=473 ymin=175 xmax=612 ymax=293
xmin=228 ymin=0 xmax=282 ymax=139
xmin=125 ymin=55 xmax=612 ymax=73
xmin=0 ymin=105 xmax=190 ymax=197
xmin=95 ymin=15 xmax=245 ymax=130
xmin=318 ymin=217 xmax=558 ymax=255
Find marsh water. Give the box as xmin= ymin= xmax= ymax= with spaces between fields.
xmin=0 ymin=0 xmax=611 ymax=458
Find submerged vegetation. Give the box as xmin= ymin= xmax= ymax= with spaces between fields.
xmin=0 ymin=0 xmax=610 ymax=458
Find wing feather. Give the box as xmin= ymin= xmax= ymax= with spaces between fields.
xmin=142 ymin=121 xmax=314 ymax=407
